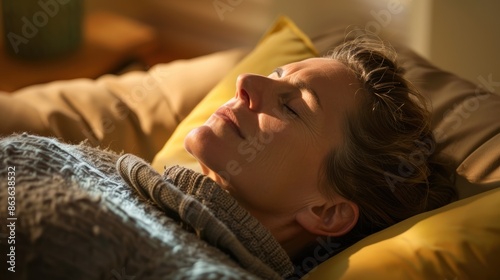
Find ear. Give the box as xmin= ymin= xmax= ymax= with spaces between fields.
xmin=295 ymin=196 xmax=359 ymax=237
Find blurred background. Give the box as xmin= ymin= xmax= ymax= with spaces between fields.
xmin=85 ymin=0 xmax=500 ymax=82
xmin=1 ymin=0 xmax=499 ymax=91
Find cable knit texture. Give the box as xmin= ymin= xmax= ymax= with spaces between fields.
xmin=117 ymin=154 xmax=293 ymax=279
xmin=0 ymin=134 xmax=293 ymax=280
xmin=163 ymin=165 xmax=293 ymax=276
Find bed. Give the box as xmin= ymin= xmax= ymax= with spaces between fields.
xmin=1 ymin=17 xmax=499 ymax=279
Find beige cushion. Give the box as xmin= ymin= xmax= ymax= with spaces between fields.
xmin=0 ymin=48 xmax=247 ymax=161
xmin=397 ymin=47 xmax=500 ymax=198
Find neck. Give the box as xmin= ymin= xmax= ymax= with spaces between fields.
xmin=200 ymin=163 xmax=231 ymax=190
xmin=249 ymin=210 xmax=316 ymax=259
xmin=164 ymin=165 xmax=295 ymax=276
xmin=199 ymin=163 xmax=315 ymax=258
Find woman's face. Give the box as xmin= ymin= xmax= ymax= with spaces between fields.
xmin=185 ymin=57 xmax=360 ymax=218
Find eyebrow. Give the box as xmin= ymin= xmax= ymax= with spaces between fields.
xmin=273 ymin=67 xmax=322 ymax=109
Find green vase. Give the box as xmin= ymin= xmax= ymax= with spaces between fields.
xmin=2 ymin=0 xmax=83 ymax=59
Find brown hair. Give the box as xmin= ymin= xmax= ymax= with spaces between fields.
xmin=320 ymin=37 xmax=457 ymax=250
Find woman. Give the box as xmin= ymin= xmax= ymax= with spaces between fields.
xmin=186 ymin=37 xmax=456 ymax=262
xmin=0 ymin=38 xmax=456 ymax=279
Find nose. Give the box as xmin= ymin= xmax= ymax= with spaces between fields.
xmin=236 ymin=73 xmax=276 ymax=111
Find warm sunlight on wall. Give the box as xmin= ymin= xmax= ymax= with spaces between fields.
xmin=83 ymin=0 xmax=498 ymax=84
xmin=428 ymin=0 xmax=500 ymax=83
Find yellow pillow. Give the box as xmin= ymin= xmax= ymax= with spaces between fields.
xmin=152 ymin=16 xmax=318 ymax=172
xmin=304 ymin=187 xmax=500 ymax=280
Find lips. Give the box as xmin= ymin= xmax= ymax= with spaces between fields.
xmin=214 ymin=106 xmax=245 ymax=139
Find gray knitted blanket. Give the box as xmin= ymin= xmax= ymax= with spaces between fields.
xmin=0 ymin=134 xmax=293 ymax=279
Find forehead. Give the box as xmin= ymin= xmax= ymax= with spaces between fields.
xmin=284 ymin=57 xmax=362 ymax=146
xmin=282 ymin=57 xmax=361 ymax=101
xmin=284 ymin=57 xmax=355 ymax=80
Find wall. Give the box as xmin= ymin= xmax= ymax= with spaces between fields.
xmin=272 ymin=0 xmax=500 ymax=84
xmin=427 ymin=0 xmax=500 ymax=83
xmin=3 ymin=0 xmax=497 ymax=84
xmin=84 ymin=0 xmax=375 ymax=58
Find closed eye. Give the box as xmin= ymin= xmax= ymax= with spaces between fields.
xmin=284 ymin=103 xmax=299 ymax=116
xmin=272 ymin=67 xmax=284 ymax=78
xmin=272 ymin=67 xmax=322 ymax=110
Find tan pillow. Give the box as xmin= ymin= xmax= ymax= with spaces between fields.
xmin=397 ymin=47 xmax=500 ymax=198
xmin=0 ymin=48 xmax=247 ymax=161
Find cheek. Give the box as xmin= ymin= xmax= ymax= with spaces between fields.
xmin=234 ymin=132 xmax=317 ymax=191
xmin=228 ymin=158 xmax=324 ymax=215
xmin=222 ymin=136 xmax=330 ymax=214
xmin=242 ymin=115 xmax=323 ymax=172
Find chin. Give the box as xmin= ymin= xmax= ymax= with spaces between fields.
xmin=185 ymin=126 xmax=224 ymax=174
xmin=183 ymin=128 xmax=198 ymax=156
xmin=184 ymin=125 xmax=213 ymax=160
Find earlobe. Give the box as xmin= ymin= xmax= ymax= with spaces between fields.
xmin=296 ymin=199 xmax=359 ymax=237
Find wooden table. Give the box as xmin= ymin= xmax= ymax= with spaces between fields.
xmin=0 ymin=12 xmax=162 ymax=92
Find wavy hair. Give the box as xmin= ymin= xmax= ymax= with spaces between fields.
xmin=318 ymin=36 xmax=457 ymax=253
